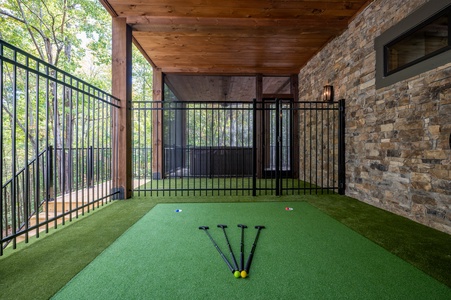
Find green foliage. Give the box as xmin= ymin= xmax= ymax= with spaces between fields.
xmin=0 ymin=0 xmax=153 ymax=94
xmin=184 ymin=103 xmax=253 ymax=147
xmin=0 ymin=0 xmax=110 ymax=76
xmin=0 ymin=0 xmax=155 ymax=246
xmin=132 ymin=44 xmax=153 ymax=101
xmin=0 ymin=0 xmax=114 ymax=209
xmin=0 ymin=0 xmax=153 ymax=184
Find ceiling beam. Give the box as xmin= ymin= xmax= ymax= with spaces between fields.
xmin=160 ymin=65 xmax=300 ymax=75
xmin=111 ymin=1 xmax=362 ymax=18
xmin=127 ymin=16 xmax=349 ymax=28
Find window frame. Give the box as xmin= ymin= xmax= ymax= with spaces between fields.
xmin=375 ymin=1 xmax=451 ymax=89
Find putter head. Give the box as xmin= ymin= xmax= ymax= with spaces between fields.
xmin=237 ymin=224 xmax=248 ymax=228
xmin=255 ymin=225 xmax=266 ymax=230
xmin=198 ymin=226 xmax=209 ymax=230
xmin=217 ymin=224 xmax=227 ymax=229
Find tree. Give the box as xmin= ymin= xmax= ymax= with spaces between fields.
xmin=0 ymin=0 xmax=111 ymax=70
xmin=132 ymin=45 xmax=153 ymax=102
xmin=1 ymin=0 xmax=154 ymax=192
xmin=0 ymin=0 xmax=111 ymax=193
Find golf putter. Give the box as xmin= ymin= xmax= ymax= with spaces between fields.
xmin=199 ymin=226 xmax=234 ymax=273
xmin=237 ymin=224 xmax=247 ymax=271
xmin=244 ymin=225 xmax=266 ymax=275
xmin=217 ymin=225 xmax=239 ymax=272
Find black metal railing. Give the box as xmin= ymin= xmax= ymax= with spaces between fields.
xmin=131 ymin=100 xmax=345 ymax=196
xmin=1 ymin=149 xmax=47 ymax=248
xmin=0 ymin=39 xmax=119 ymax=254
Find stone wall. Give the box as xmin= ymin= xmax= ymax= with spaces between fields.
xmin=298 ymin=0 xmax=451 ymax=233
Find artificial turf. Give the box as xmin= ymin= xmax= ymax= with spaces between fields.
xmin=0 ymin=193 xmax=450 ymax=300
xmin=52 ymin=202 xmax=450 ymax=299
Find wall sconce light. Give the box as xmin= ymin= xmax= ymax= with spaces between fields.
xmin=322 ymin=85 xmax=334 ymax=102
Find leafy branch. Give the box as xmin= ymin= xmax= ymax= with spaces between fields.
xmin=1 ymin=101 xmax=37 ymax=146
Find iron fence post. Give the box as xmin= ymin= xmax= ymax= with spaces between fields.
xmin=338 ymin=99 xmax=346 ymax=195
xmin=252 ymin=98 xmax=257 ymax=196
xmin=87 ymin=146 xmax=94 ymax=188
xmin=46 ymin=146 xmax=54 ymax=201
xmin=275 ymin=98 xmax=281 ymax=196
xmin=0 ymin=42 xmax=3 ymax=254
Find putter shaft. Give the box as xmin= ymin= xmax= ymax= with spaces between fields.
xmin=199 ymin=226 xmax=234 ymax=273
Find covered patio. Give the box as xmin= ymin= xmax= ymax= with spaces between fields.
xmin=101 ymin=0 xmax=363 ymax=198
xmin=1 ymin=0 xmax=450 ymax=298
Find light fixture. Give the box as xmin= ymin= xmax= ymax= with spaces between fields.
xmin=322 ymin=85 xmax=334 ymax=102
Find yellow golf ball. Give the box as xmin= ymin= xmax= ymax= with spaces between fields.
xmin=240 ymin=270 xmax=247 ymax=278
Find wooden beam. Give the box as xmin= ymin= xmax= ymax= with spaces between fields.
xmin=112 ymin=17 xmax=133 ymax=199
xmin=109 ymin=0 xmax=366 ymax=7
xmin=99 ymin=0 xmax=118 ymax=17
xmin=152 ymin=68 xmax=164 ymax=179
xmin=133 ymin=32 xmax=339 ymax=45
xmin=132 ymin=36 xmax=157 ymax=69
xmin=160 ymin=66 xmax=300 ymax=76
xmin=132 ymin=24 xmax=344 ymax=37
xmin=150 ymin=49 xmax=308 ymax=59
xmin=116 ymin=3 xmax=360 ymax=19
xmin=128 ymin=16 xmax=349 ymax=28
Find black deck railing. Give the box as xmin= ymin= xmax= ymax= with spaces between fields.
xmin=0 ymin=39 xmax=119 ymax=254
xmin=131 ymin=100 xmax=345 ymax=196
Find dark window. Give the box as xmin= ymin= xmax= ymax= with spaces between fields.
xmin=375 ymin=2 xmax=451 ymax=89
xmin=385 ymin=8 xmax=450 ymax=75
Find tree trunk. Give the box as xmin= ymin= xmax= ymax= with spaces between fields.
xmin=57 ymin=87 xmax=74 ymax=194
xmin=51 ymin=82 xmax=74 ymax=195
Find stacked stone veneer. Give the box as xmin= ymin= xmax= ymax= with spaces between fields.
xmin=299 ymin=0 xmax=451 ymax=234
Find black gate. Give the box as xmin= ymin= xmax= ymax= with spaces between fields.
xmin=131 ymin=100 xmax=345 ymax=196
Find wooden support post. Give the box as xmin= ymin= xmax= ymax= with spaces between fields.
xmin=152 ymin=68 xmax=164 ymax=179
xmin=112 ymin=17 xmax=132 ymax=199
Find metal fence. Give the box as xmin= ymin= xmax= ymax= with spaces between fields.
xmin=0 ymin=39 xmax=119 ymax=254
xmin=132 ymin=99 xmax=345 ymax=196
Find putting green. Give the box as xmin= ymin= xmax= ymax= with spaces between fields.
xmin=53 ymin=202 xmax=451 ymax=299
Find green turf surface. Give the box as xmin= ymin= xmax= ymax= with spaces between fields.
xmin=305 ymin=194 xmax=451 ymax=287
xmin=0 ymin=199 xmax=155 ymax=300
xmin=53 ymin=202 xmax=451 ymax=299
xmin=1 ymin=194 xmax=450 ymax=300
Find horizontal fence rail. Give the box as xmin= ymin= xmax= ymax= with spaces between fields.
xmin=131 ymin=100 xmax=345 ymax=196
xmin=0 ymin=39 xmax=119 ymax=254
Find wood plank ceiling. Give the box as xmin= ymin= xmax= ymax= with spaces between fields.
xmin=100 ymin=0 xmax=371 ymax=75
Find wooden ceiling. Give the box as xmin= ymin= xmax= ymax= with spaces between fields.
xmin=100 ymin=0 xmax=371 ymax=75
